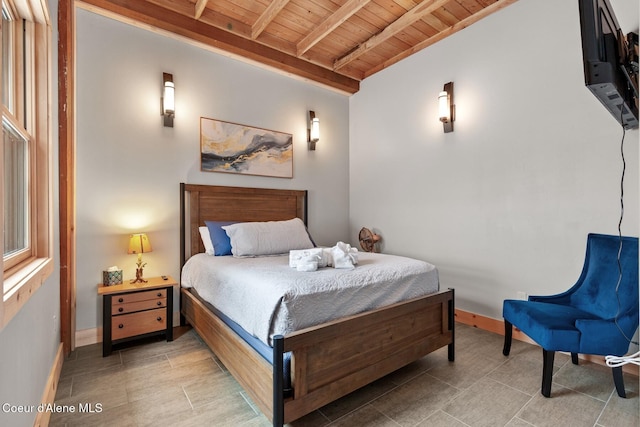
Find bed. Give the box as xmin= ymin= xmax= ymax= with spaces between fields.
xmin=179 ymin=183 xmax=454 ymax=426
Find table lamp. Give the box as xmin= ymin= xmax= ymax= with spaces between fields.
xmin=128 ymin=233 xmax=152 ymax=283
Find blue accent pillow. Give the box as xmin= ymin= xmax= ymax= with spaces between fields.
xmin=205 ymin=221 xmax=236 ymax=256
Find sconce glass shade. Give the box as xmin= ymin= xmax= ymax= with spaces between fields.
xmin=162 ymin=72 xmax=174 ymax=127
xmin=438 ymin=82 xmax=454 ymax=133
xmin=308 ymin=110 xmax=319 ymax=150
xmin=163 ymin=81 xmax=175 ymax=114
xmin=438 ymin=91 xmax=450 ymax=123
xmin=310 ymin=117 xmax=320 ymax=142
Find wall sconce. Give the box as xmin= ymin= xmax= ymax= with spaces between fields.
xmin=438 ymin=82 xmax=454 ymax=133
xmin=161 ymin=72 xmax=175 ymax=127
xmin=308 ymin=110 xmax=320 ymax=150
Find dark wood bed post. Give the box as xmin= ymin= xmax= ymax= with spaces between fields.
xmin=179 ymin=183 xmax=186 ymax=326
xmin=272 ymin=335 xmax=285 ymax=427
xmin=448 ymin=288 xmax=455 ymax=362
xmin=180 ymin=183 xmax=186 ymax=270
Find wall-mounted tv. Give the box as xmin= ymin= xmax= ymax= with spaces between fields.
xmin=578 ymin=0 xmax=638 ymax=129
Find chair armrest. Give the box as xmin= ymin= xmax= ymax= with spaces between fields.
xmin=575 ymin=314 xmax=638 ymax=356
xmin=528 ymin=293 xmax=573 ymax=304
xmin=528 ymin=276 xmax=586 ymax=304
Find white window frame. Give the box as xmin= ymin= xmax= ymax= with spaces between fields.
xmin=0 ymin=0 xmax=52 ymax=330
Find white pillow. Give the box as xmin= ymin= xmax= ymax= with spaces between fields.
xmin=222 ymin=218 xmax=314 ymax=257
xmin=199 ymin=226 xmax=215 ymax=255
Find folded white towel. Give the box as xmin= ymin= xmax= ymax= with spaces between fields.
xmin=321 ymin=248 xmax=333 ymax=267
xmin=289 ymin=248 xmax=324 ymax=268
xmin=331 ymin=241 xmax=358 ymax=269
xmin=296 ymin=258 xmax=318 ymax=272
xmin=290 ymin=243 xmax=358 ymax=271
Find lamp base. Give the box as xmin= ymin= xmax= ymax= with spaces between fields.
xmin=130 ymin=268 xmax=148 ymax=284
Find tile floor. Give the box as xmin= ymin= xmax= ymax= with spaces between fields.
xmin=50 ymin=324 xmax=639 ymax=426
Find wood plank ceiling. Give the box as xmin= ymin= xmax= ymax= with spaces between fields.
xmin=77 ymin=0 xmax=518 ymax=94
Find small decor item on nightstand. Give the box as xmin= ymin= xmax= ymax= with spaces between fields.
xmin=102 ymin=266 xmax=123 ymax=286
xmin=128 ymin=233 xmax=152 ymax=283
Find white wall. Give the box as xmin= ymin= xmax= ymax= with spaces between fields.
xmin=349 ymin=0 xmax=639 ymax=319
xmin=75 ymin=9 xmax=350 ymax=331
xmin=0 ymin=1 xmax=61 ymax=426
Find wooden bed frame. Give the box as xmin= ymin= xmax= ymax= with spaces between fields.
xmin=179 ymin=183 xmax=454 ymax=426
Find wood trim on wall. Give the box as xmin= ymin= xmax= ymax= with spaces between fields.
xmin=71 ymin=305 xmax=639 ymax=379
xmin=75 ymin=327 xmax=102 ymax=348
xmin=455 ymin=308 xmax=639 ymax=376
xmin=33 ymin=343 xmax=64 ymax=427
xmin=58 ymin=0 xmax=76 ymax=356
xmin=455 ymin=308 xmax=535 ymax=345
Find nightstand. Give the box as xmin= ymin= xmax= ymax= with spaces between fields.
xmin=98 ymin=275 xmax=178 ymax=357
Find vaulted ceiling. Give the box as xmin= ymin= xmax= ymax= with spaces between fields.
xmin=77 ymin=0 xmax=518 ymax=94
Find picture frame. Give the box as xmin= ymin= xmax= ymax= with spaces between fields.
xmin=200 ymin=117 xmax=293 ymax=179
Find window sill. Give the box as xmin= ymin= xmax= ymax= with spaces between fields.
xmin=2 ymin=257 xmax=54 ymax=329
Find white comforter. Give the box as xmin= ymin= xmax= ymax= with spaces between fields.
xmin=181 ymin=252 xmax=439 ymax=345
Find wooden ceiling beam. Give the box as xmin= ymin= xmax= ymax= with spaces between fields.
xmin=296 ymin=0 xmax=371 ymax=57
xmin=194 ymin=0 xmax=208 ymax=20
xmin=363 ymin=0 xmax=519 ymax=78
xmin=77 ymin=0 xmax=359 ymax=94
xmin=252 ymin=0 xmax=290 ymax=39
xmin=334 ymin=0 xmax=449 ymax=70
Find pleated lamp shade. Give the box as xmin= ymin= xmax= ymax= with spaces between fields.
xmin=127 ymin=233 xmax=152 ymax=254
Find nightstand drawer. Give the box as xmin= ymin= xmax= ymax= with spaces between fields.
xmin=111 ymin=308 xmax=167 ymax=340
xmin=113 ymin=289 xmax=166 ymax=304
xmin=112 ymin=298 xmax=167 ymax=315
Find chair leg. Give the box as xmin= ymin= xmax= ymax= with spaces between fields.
xmin=541 ymin=349 xmax=555 ymax=397
xmin=503 ymin=320 xmax=513 ymax=356
xmin=612 ymin=366 xmax=626 ymax=398
xmin=571 ymin=353 xmax=579 ymax=365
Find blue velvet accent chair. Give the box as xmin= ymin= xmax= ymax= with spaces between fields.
xmin=502 ymin=233 xmax=639 ymax=398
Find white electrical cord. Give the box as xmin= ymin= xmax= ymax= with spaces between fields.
xmin=605 ymin=351 xmax=640 ymax=367
xmin=604 ymin=105 xmax=639 ymax=368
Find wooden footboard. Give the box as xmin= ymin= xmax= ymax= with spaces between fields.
xmin=181 ymin=287 xmax=454 ymax=425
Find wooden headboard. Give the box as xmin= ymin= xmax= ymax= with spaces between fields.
xmin=180 ymin=183 xmax=308 ymax=267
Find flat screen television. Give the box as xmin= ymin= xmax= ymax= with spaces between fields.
xmin=578 ymin=0 xmax=638 ymax=129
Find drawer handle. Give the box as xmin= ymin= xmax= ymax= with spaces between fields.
xmin=118 ymin=324 xmax=124 ymax=329
xmin=157 ymin=301 xmax=162 ymax=306
xmin=157 ymin=292 xmax=162 ymax=297
xmin=118 ymin=297 xmax=124 ymax=303
xmin=157 ymin=317 xmax=162 ymax=322
xmin=118 ymin=307 xmax=124 ymax=313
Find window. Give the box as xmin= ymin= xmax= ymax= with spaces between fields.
xmin=0 ymin=0 xmax=52 ymax=330
xmin=3 ymin=116 xmax=30 ymax=263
